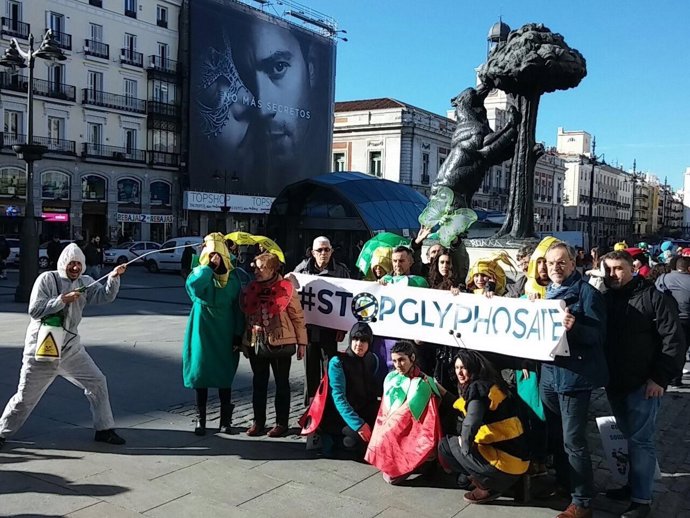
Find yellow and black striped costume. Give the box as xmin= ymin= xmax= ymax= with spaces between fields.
xmin=454 ymin=381 xmax=530 ymax=475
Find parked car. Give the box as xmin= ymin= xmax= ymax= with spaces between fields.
xmin=38 ymin=239 xmax=72 ymax=269
xmin=5 ymin=237 xmax=20 ymax=265
xmin=146 ymin=237 xmax=204 ymax=273
xmin=104 ymin=241 xmax=161 ymax=265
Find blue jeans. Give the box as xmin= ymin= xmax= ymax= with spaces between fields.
xmin=607 ymin=385 xmax=660 ymax=504
xmin=541 ymin=380 xmax=594 ymax=507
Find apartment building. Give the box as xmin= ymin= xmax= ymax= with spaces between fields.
xmin=0 ymin=0 xmax=181 ymax=244
xmin=332 ymin=98 xmax=455 ymax=198
xmin=558 ymin=128 xmax=634 ymax=247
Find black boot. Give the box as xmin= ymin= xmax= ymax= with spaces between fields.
xmin=195 ymin=407 xmax=206 ymax=436
xmin=219 ymin=403 xmax=235 ymax=434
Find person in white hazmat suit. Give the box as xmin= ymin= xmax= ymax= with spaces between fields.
xmin=0 ymin=243 xmax=127 ymax=449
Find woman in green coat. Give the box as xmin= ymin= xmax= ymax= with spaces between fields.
xmin=183 ymin=233 xmax=244 ymax=435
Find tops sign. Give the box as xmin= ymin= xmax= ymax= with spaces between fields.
xmin=183 ymin=191 xmax=275 ymax=214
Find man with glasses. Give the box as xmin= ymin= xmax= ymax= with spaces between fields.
xmin=539 ymin=241 xmax=608 ymax=518
xmin=293 ymin=236 xmax=350 ymax=405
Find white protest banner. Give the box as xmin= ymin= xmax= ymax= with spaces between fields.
xmin=293 ymin=274 xmax=569 ymax=361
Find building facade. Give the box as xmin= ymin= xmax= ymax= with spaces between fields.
xmin=558 ymin=128 xmax=633 ymax=247
xmin=333 ymin=95 xmax=566 ymax=234
xmin=332 ymin=98 xmax=455 ymax=198
xmin=0 ymin=0 xmax=182 ymax=244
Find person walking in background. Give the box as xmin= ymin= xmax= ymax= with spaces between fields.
xmin=83 ymin=236 xmax=104 ymax=278
xmin=603 ymin=251 xmax=685 ymax=518
xmin=180 ymin=242 xmax=196 ymax=279
xmin=655 ymin=255 xmax=690 ymax=387
xmin=47 ymin=235 xmax=64 ymax=270
xmin=293 ymin=236 xmax=349 ymax=406
xmin=183 ymin=233 xmax=245 ymax=436
xmin=0 ymin=244 xmax=128 ymax=449
xmin=0 ymin=236 xmax=9 ymax=279
xmin=242 ymin=252 xmax=307 ymax=437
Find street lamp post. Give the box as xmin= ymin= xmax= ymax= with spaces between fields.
xmin=586 ymin=137 xmax=597 ymax=250
xmin=629 ymin=159 xmax=639 ymax=241
xmin=0 ymin=31 xmax=66 ymax=302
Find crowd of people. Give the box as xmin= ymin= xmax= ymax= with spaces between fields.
xmin=0 ymin=229 xmax=687 ymax=518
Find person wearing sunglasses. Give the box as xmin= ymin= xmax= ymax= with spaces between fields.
xmin=293 ymin=236 xmax=350 ymax=406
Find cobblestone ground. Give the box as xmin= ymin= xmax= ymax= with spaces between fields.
xmin=168 ymin=373 xmax=690 ymax=516
xmin=167 ymin=379 xmax=308 ymax=435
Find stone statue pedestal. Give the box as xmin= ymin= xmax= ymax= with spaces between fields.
xmin=464 ymin=235 xmax=540 ymax=281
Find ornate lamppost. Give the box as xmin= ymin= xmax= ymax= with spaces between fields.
xmin=0 ymin=30 xmax=66 ymax=302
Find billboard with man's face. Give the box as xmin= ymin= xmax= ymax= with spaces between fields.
xmin=188 ymin=0 xmax=336 ymax=196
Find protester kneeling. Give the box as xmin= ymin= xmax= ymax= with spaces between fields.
xmin=438 ymin=349 xmax=530 ymax=504
xmin=300 ymin=322 xmax=381 ymax=459
xmin=364 ymin=341 xmax=443 ymax=484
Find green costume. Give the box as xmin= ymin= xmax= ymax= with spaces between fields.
xmin=381 ymin=273 xmax=429 ymax=288
xmin=182 ymin=264 xmax=245 ymax=388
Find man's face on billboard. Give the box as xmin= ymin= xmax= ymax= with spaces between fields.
xmin=246 ymin=24 xmax=312 ymax=162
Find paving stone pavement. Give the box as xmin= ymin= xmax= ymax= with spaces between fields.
xmin=1 ymin=272 xmax=689 ymax=517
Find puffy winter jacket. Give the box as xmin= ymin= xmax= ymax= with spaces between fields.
xmin=605 ymin=276 xmax=685 ymax=393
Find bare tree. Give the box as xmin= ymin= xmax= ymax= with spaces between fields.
xmin=479 ymin=23 xmax=586 ymax=238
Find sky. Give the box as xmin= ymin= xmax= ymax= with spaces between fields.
xmin=279 ymin=0 xmax=690 ymax=189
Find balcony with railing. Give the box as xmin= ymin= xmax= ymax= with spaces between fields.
xmin=1 ymin=17 xmax=29 ymax=39
xmin=82 ymin=143 xmax=146 ymax=163
xmin=82 ymin=89 xmax=146 ymax=113
xmin=149 ymin=150 xmax=179 ymax=167
xmin=0 ymin=72 xmax=27 ymax=93
xmin=0 ymin=74 xmax=76 ymax=101
xmin=120 ymin=48 xmax=143 ymax=67
xmin=51 ymin=30 xmax=72 ymax=51
xmin=147 ymin=55 xmax=177 ymax=75
xmin=2 ymin=133 xmax=76 ymax=155
xmin=33 ymin=78 xmax=76 ymax=102
xmin=84 ymin=39 xmax=109 ymax=59
xmin=147 ymin=100 xmax=179 ymax=119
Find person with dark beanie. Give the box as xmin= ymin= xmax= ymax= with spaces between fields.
xmin=316 ymin=322 xmax=381 ymax=458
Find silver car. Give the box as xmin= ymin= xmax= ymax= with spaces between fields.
xmin=104 ymin=241 xmax=161 ymax=265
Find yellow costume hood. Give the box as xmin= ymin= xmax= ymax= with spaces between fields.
xmin=525 ymin=236 xmax=558 ymax=298
xmin=369 ymin=246 xmax=392 ymax=279
xmin=466 ymin=252 xmax=515 ymax=295
xmin=199 ymin=232 xmax=233 ymax=287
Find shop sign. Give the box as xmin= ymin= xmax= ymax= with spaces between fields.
xmin=183 ymin=191 xmax=275 ymax=214
xmin=116 ymin=213 xmax=175 ymax=224
xmin=42 ymin=213 xmax=69 ymax=222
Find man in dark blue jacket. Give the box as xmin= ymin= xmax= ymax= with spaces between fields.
xmin=603 ymin=251 xmax=684 ymax=518
xmin=540 ymin=242 xmax=608 ymax=518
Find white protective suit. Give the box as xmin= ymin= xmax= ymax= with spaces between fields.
xmin=0 ymin=244 xmax=121 ymax=438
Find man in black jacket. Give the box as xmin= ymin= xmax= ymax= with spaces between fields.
xmin=292 ymin=236 xmax=350 ymax=405
xmin=603 ymin=251 xmax=685 ymax=518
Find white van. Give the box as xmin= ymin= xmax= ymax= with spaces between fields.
xmin=145 ymin=236 xmax=204 ymax=273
